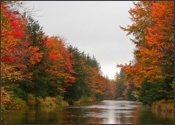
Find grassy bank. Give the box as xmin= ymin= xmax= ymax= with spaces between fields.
xmin=74 ymin=95 xmax=97 ymax=105
xmin=37 ymin=96 xmax=69 ymax=111
xmin=1 ymin=94 xmax=69 ymax=124
xmin=1 ymin=87 xmax=97 ymax=112
xmin=2 ymin=94 xmax=97 ymax=112
xmin=151 ymin=99 xmax=174 ymax=119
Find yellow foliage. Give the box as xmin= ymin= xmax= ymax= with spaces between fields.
xmin=1 ymin=62 xmax=23 ymax=82
xmin=1 ymin=87 xmax=11 ymax=106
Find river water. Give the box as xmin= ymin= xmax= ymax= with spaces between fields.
xmin=4 ymin=100 xmax=174 ymax=124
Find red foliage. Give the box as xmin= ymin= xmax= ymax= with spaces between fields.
xmin=69 ymin=76 xmax=76 ymax=83
xmin=45 ymin=36 xmax=76 ymax=88
xmin=2 ymin=56 xmax=15 ymax=62
xmin=1 ymin=2 xmax=44 ymax=81
xmin=65 ymin=83 xmax=72 ymax=87
xmin=11 ymin=31 xmax=23 ymax=37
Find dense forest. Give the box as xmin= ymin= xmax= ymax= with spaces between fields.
xmin=1 ymin=1 xmax=116 ymax=111
xmin=1 ymin=1 xmax=174 ymax=123
xmin=116 ymin=1 xmax=174 ymax=106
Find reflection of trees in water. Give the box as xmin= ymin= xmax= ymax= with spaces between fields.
xmin=4 ymin=100 xmax=174 ymax=124
xmin=132 ymin=107 xmax=139 ymax=124
xmin=103 ymin=109 xmax=120 ymax=124
xmin=102 ymin=100 xmax=135 ymax=124
xmin=133 ymin=105 xmax=174 ymax=124
xmin=119 ymin=112 xmax=133 ymax=124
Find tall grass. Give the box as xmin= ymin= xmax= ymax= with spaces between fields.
xmin=74 ymin=95 xmax=96 ymax=105
xmin=37 ymin=96 xmax=69 ymax=111
xmin=151 ymin=99 xmax=174 ymax=119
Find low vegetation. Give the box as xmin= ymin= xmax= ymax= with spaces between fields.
xmin=151 ymin=99 xmax=174 ymax=119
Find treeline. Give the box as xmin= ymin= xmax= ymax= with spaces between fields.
xmin=115 ymin=1 xmax=174 ymax=105
xmin=1 ymin=1 xmax=116 ymax=111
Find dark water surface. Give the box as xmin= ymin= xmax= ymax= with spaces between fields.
xmin=4 ymin=100 xmax=174 ymax=124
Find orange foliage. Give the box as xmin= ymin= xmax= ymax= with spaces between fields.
xmin=144 ymin=1 xmax=174 ymax=82
xmin=87 ymin=67 xmax=107 ymax=95
xmin=118 ymin=1 xmax=174 ymax=88
xmin=28 ymin=46 xmax=44 ymax=65
xmin=1 ymin=2 xmax=44 ymax=82
xmin=1 ymin=2 xmax=25 ymax=81
xmin=45 ymin=36 xmax=75 ymax=87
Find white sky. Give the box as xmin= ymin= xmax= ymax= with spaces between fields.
xmin=25 ymin=1 xmax=135 ymax=80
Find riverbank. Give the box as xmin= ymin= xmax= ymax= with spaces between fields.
xmin=151 ymin=99 xmax=174 ymax=119
xmin=3 ymin=100 xmax=174 ymax=124
xmin=2 ymin=95 xmax=97 ymax=111
xmin=1 ymin=94 xmax=97 ymax=124
xmin=2 ymin=92 xmax=174 ymax=124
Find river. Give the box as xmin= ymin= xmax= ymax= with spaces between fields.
xmin=4 ymin=100 xmax=174 ymax=124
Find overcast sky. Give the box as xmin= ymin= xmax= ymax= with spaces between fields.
xmin=26 ymin=1 xmax=135 ymax=80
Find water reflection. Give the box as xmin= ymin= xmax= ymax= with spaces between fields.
xmin=4 ymin=100 xmax=174 ymax=124
xmin=102 ymin=100 xmax=134 ymax=124
xmin=69 ymin=100 xmax=140 ymax=124
xmin=103 ymin=108 xmax=119 ymax=124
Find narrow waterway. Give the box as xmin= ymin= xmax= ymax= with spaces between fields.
xmin=4 ymin=100 xmax=174 ymax=124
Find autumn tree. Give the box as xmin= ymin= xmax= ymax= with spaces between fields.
xmin=87 ymin=67 xmax=106 ymax=101
xmin=114 ymin=69 xmax=126 ymax=99
xmin=119 ymin=1 xmax=154 ymax=88
xmin=45 ymin=36 xmax=75 ymax=97
xmin=83 ymin=54 xmax=108 ymax=101
xmin=140 ymin=1 xmax=174 ymax=103
xmin=118 ymin=1 xmax=174 ymax=105
xmin=108 ymin=80 xmax=116 ymax=99
xmin=63 ymin=45 xmax=90 ymax=104
xmin=15 ymin=15 xmax=48 ymax=99
xmin=144 ymin=1 xmax=174 ymax=83
xmin=1 ymin=2 xmax=44 ymax=100
xmin=1 ymin=1 xmax=26 ymax=83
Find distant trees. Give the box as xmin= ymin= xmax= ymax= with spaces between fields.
xmin=114 ymin=68 xmax=136 ymax=101
xmin=115 ymin=69 xmax=126 ymax=98
xmin=64 ymin=45 xmax=113 ymax=104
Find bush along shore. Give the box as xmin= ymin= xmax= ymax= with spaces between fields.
xmin=1 ymin=87 xmax=97 ymax=112
xmin=151 ymin=99 xmax=174 ymax=119
xmin=1 ymin=87 xmax=98 ymax=124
